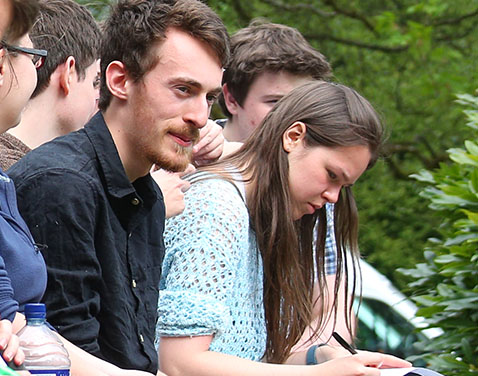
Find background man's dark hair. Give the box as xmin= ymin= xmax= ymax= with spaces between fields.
xmin=30 ymin=0 xmax=101 ymax=98
xmin=218 ymin=19 xmax=332 ymax=118
xmin=98 ymin=0 xmax=230 ymax=111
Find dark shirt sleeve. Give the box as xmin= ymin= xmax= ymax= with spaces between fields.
xmin=14 ymin=169 xmax=103 ymax=355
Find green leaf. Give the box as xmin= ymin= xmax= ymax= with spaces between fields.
xmin=411 ymin=169 xmax=435 ymax=183
xmin=449 ymin=148 xmax=478 ymax=166
xmin=465 ymin=140 xmax=478 ymax=156
xmin=443 ymin=297 xmax=478 ymax=310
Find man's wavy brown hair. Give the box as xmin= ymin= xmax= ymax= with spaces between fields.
xmin=98 ymin=0 xmax=230 ymax=111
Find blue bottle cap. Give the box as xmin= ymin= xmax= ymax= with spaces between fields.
xmin=24 ymin=303 xmax=46 ymax=320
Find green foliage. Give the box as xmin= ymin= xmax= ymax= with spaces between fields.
xmin=356 ymin=161 xmax=440 ymax=290
xmin=400 ymin=93 xmax=478 ymax=375
xmin=77 ymin=0 xmax=110 ymax=20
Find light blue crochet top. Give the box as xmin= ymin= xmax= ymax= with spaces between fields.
xmin=157 ymin=174 xmax=266 ymax=360
xmin=156 ymin=172 xmax=337 ymax=361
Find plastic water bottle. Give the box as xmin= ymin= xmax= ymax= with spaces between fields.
xmin=17 ymin=304 xmax=71 ymax=376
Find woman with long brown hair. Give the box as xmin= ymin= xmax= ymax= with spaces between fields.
xmin=157 ymin=80 xmax=410 ymax=375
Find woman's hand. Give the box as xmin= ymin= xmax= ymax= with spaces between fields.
xmin=312 ymin=352 xmax=412 ymax=375
xmin=314 ymin=345 xmax=411 ymax=369
xmin=0 ymin=319 xmax=29 ymax=372
xmin=314 ymin=344 xmax=352 ymax=364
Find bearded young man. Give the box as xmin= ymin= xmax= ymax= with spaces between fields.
xmin=8 ymin=0 xmax=229 ymax=373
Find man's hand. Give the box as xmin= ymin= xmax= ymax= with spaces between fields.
xmin=192 ymin=119 xmax=224 ymax=166
xmin=152 ymin=164 xmax=195 ymax=218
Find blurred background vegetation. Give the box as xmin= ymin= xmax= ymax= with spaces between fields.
xmin=400 ymin=93 xmax=478 ymax=375
xmin=78 ymin=0 xmax=478 ymax=293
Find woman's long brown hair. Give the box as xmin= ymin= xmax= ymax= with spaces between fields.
xmin=201 ymin=81 xmax=383 ymax=363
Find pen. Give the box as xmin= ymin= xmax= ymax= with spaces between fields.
xmin=332 ymin=331 xmax=357 ymax=355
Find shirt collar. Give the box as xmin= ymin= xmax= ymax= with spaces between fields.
xmin=84 ymin=112 xmax=159 ymax=205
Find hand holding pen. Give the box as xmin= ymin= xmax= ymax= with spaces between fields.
xmin=332 ymin=331 xmax=416 ymax=370
xmin=306 ymin=331 xmax=411 ymax=370
xmin=332 ymin=331 xmax=357 ymax=355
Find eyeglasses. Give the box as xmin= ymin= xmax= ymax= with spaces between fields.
xmin=1 ymin=42 xmax=48 ymax=69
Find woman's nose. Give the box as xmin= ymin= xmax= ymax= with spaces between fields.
xmin=322 ymin=186 xmax=341 ymax=204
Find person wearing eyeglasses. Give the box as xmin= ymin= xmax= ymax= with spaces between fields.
xmin=0 ymin=2 xmax=39 ymax=374
xmin=0 ymin=24 xmax=44 ymax=376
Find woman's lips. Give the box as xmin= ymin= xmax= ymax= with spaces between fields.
xmin=308 ymin=203 xmax=323 ymax=214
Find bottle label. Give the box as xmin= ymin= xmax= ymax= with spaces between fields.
xmin=29 ymin=370 xmax=70 ymax=376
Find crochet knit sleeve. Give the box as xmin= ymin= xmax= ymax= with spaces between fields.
xmin=157 ymin=177 xmax=249 ymax=339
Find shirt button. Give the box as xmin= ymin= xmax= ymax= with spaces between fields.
xmin=132 ymin=279 xmax=137 ymax=288
xmin=139 ymin=334 xmax=144 ymax=343
xmin=131 ymin=197 xmax=140 ymax=206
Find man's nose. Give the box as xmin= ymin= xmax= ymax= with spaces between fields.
xmin=183 ymin=97 xmax=209 ymax=129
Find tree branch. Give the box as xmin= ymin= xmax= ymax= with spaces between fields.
xmin=230 ymin=0 xmax=253 ymax=26
xmin=260 ymin=0 xmax=335 ymax=18
xmin=382 ymin=157 xmax=410 ymax=180
xmin=305 ymin=19 xmax=474 ymax=55
xmin=304 ymin=32 xmax=408 ymax=53
xmin=430 ymin=8 xmax=478 ymax=26
xmin=435 ymin=23 xmax=477 ymax=42
xmin=322 ymin=0 xmax=376 ymax=34
xmin=383 ymin=142 xmax=449 ymax=171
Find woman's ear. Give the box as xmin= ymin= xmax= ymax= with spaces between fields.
xmin=282 ymin=121 xmax=307 ymax=153
xmin=105 ymin=60 xmax=129 ymax=101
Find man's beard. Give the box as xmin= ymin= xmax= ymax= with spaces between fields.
xmin=153 ymin=125 xmax=199 ymax=172
xmin=156 ymin=142 xmax=194 ymax=173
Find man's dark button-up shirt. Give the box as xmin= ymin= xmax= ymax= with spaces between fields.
xmin=8 ymin=112 xmax=165 ymax=373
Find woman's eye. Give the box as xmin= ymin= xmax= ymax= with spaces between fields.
xmin=327 ymin=170 xmax=337 ymax=180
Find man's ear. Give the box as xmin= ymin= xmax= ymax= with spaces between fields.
xmin=105 ymin=60 xmax=128 ymax=101
xmin=222 ymin=83 xmax=240 ymax=115
xmin=282 ymin=121 xmax=307 ymax=153
xmin=58 ymin=56 xmax=76 ymax=96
